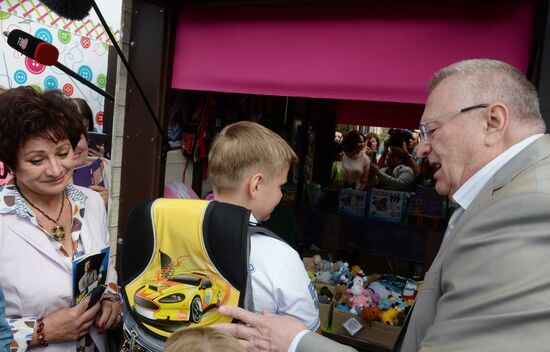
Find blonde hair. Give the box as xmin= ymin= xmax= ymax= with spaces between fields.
xmin=429 ymin=59 xmax=545 ymax=133
xmin=208 ymin=121 xmax=297 ymax=191
xmin=165 ymin=327 xmax=245 ymax=352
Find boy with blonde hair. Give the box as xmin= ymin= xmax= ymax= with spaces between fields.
xmin=209 ymin=121 xmax=320 ymax=331
xmin=165 ymin=327 xmax=245 ymax=352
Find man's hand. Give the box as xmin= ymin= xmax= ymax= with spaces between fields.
xmin=213 ymin=306 xmax=307 ymax=352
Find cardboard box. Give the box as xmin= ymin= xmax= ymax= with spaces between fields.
xmin=314 ymin=283 xmax=336 ymax=330
xmin=302 ymin=258 xmax=338 ymax=331
xmin=331 ymin=307 xmax=400 ymax=349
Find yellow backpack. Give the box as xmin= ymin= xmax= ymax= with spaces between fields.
xmin=120 ymin=199 xmax=274 ymax=351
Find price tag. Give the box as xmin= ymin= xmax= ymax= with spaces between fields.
xmin=343 ymin=317 xmax=363 ymax=336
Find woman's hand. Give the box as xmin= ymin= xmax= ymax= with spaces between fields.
xmin=39 ymin=297 xmax=101 ymax=344
xmin=89 ymin=185 xmax=109 ymax=208
xmin=364 ymin=145 xmax=374 ymax=156
xmin=95 ymin=296 xmax=123 ymax=333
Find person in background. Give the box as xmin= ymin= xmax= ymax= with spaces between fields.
xmin=334 ymin=130 xmax=343 ymax=143
xmin=329 ymin=140 xmax=344 ymax=189
xmin=0 ymin=286 xmax=12 ymax=352
xmin=72 ymin=98 xmax=106 ymax=158
xmin=370 ymin=147 xmax=415 ymax=191
xmin=165 ymin=327 xmax=245 ymax=352
xmin=209 ymin=121 xmax=320 ymax=331
xmin=70 ymin=97 xmax=111 ymax=209
xmin=363 ymin=132 xmax=380 ymax=164
xmin=378 ymin=128 xmax=420 ymax=174
xmin=341 ymin=130 xmax=370 ymax=191
xmin=394 ymin=59 xmax=550 ymax=351
xmin=408 ymin=129 xmax=423 ymax=165
xmin=0 ymin=87 xmax=121 ymax=351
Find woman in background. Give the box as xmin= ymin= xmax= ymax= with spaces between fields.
xmin=71 ymin=98 xmax=111 ymax=209
xmin=341 ymin=130 xmax=370 ymax=191
xmin=364 ymin=132 xmax=380 ymax=164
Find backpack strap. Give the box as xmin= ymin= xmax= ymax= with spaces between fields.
xmin=121 ymin=200 xmax=156 ymax=286
xmin=203 ymin=201 xmax=252 ymax=309
xmin=244 ymin=225 xmax=288 ymax=311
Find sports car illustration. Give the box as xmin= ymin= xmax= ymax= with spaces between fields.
xmin=134 ymin=272 xmax=222 ymax=324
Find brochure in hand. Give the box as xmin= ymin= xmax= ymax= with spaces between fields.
xmin=72 ymin=246 xmax=110 ymax=305
xmin=73 ymin=158 xmax=104 ymax=188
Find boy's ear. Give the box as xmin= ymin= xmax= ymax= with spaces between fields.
xmin=248 ymin=172 xmax=264 ymax=198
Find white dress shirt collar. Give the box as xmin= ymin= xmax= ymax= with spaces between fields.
xmin=452 ymin=134 xmax=543 ymax=210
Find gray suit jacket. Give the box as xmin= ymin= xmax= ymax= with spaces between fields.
xmin=395 ymin=134 xmax=550 ymax=351
xmin=297 ymin=332 xmax=357 ymax=352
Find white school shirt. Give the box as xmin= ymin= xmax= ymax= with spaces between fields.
xmin=249 ymin=215 xmax=320 ymax=331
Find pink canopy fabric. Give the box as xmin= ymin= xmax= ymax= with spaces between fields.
xmin=172 ymin=1 xmax=536 ymax=106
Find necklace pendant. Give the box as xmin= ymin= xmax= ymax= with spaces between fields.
xmin=52 ymin=225 xmax=66 ymax=241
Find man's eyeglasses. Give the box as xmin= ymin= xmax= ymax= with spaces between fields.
xmin=419 ymin=104 xmax=489 ymax=142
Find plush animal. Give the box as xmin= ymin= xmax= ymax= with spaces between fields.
xmin=380 ymin=307 xmax=401 ymax=326
xmin=318 ymin=286 xmax=334 ymax=303
xmin=312 ymin=254 xmax=322 ymax=267
xmin=351 ymin=265 xmax=365 ymax=277
xmin=361 ymin=306 xmax=381 ymax=321
xmin=366 ymin=288 xmax=381 ymax=306
xmin=347 ymin=282 xmax=373 ymax=314
xmin=378 ymin=297 xmax=394 ymax=310
xmin=331 ymin=261 xmax=351 ymax=285
xmin=315 ymin=270 xmax=332 ymax=284
xmin=388 ymin=295 xmax=406 ymax=311
xmin=316 ymin=259 xmax=333 ymax=272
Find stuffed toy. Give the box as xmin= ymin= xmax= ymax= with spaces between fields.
xmin=361 ymin=306 xmax=381 ymax=321
xmin=347 ymin=281 xmax=373 ymax=314
xmin=380 ymin=306 xmax=401 ymax=326
xmin=315 ymin=270 xmax=332 ymax=284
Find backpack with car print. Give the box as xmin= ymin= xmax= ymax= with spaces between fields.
xmin=119 ymin=198 xmax=280 ymax=352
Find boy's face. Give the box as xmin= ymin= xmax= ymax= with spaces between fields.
xmin=251 ymin=166 xmax=289 ymax=221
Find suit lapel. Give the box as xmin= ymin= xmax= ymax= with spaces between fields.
xmin=440 ymin=135 xmax=550 ymax=255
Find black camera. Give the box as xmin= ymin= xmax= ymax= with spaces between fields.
xmin=387 ymin=128 xmax=413 ymax=148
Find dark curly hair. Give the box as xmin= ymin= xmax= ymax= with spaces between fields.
xmin=341 ymin=130 xmax=364 ymax=153
xmin=0 ymin=87 xmax=84 ymax=172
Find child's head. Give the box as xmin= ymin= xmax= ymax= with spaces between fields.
xmin=165 ymin=327 xmax=245 ymax=352
xmin=209 ymin=121 xmax=297 ymax=220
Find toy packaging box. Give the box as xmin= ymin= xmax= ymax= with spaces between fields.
xmin=368 ymin=188 xmax=408 ymax=223
xmin=338 ymin=189 xmax=369 ymax=217
xmin=407 ymin=185 xmax=447 ymax=218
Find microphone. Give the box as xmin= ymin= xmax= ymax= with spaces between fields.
xmin=37 ymin=0 xmax=171 ymax=160
xmin=3 ymin=30 xmax=114 ymax=101
xmin=40 ymin=0 xmax=92 ymax=21
xmin=5 ymin=29 xmax=59 ymax=66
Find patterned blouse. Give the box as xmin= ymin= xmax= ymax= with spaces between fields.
xmin=0 ymin=176 xmax=118 ymax=351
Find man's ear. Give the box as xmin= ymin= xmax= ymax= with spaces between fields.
xmin=248 ymin=173 xmax=264 ymax=198
xmin=484 ymin=102 xmax=508 ymax=146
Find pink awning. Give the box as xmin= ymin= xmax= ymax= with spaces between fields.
xmin=172 ymin=1 xmax=536 ymax=105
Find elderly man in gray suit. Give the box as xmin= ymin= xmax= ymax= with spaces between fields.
xmin=215 ymin=59 xmax=550 ymax=352
xmin=394 ymin=59 xmax=550 ymax=351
